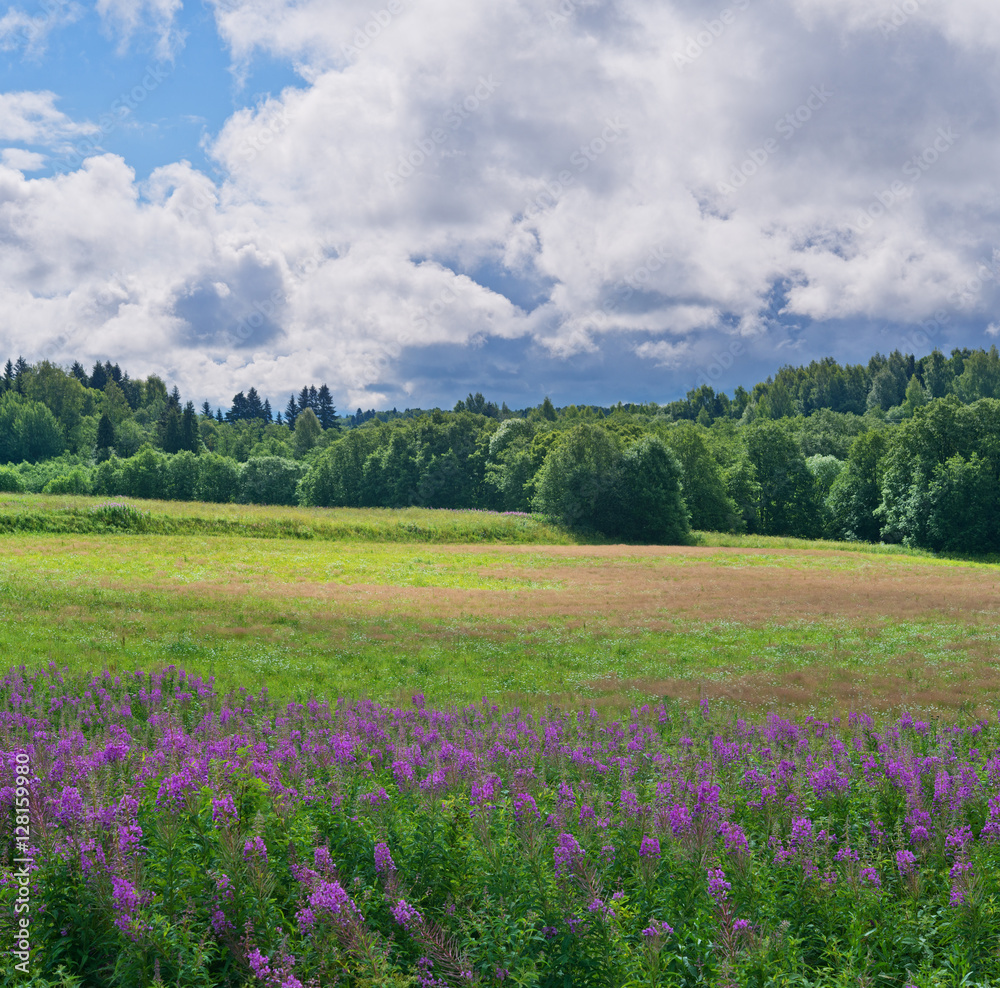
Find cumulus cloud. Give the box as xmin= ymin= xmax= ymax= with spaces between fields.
xmin=1 ymin=0 xmax=1000 ymax=405
xmin=0 ymin=91 xmax=97 ymax=146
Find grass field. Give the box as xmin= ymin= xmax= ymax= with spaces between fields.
xmin=1 ymin=494 xmax=998 ymax=718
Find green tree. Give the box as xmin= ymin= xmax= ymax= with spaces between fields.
xmin=826 ymin=428 xmax=888 ymax=542
xmin=293 ymin=407 xmax=323 ymax=457
xmin=611 ymin=435 xmax=690 ymax=543
xmin=239 ymin=457 xmax=306 ymax=506
xmin=532 ymin=424 xmax=619 ymax=531
xmin=119 ymin=446 xmax=168 ymax=500
xmin=744 ymin=420 xmax=823 ymax=537
xmin=95 ymin=413 xmax=116 ymax=462
xmin=194 ymin=454 xmax=240 ymax=503
xmin=662 ymin=422 xmax=742 ymax=532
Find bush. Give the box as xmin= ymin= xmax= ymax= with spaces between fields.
xmin=42 ymin=469 xmax=92 ymax=495
xmin=194 ymin=453 xmax=240 ymax=503
xmin=0 ymin=466 xmax=25 ymax=493
xmin=239 ymin=456 xmax=306 ymax=506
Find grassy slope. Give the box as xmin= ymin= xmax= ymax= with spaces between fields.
xmin=0 ymin=493 xmax=996 ymax=717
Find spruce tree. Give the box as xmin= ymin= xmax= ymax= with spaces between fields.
xmin=201 ymin=401 xmax=213 ymax=419
xmin=308 ymin=385 xmax=319 ymax=410
xmin=262 ymin=398 xmax=273 ymax=423
xmin=284 ymin=395 xmax=298 ymax=429
xmin=227 ymin=392 xmax=248 ymax=422
xmin=298 ymin=386 xmax=311 ymax=413
xmin=182 ymin=401 xmax=199 ymax=453
xmin=169 ymin=386 xmax=182 ymax=409
xmin=316 ymin=385 xmax=337 ymax=429
xmin=70 ymin=361 xmax=88 ymax=383
xmin=90 ymin=361 xmax=108 ymax=391
xmin=246 ymin=387 xmax=264 ymax=420
xmin=96 ymin=412 xmax=115 ymax=453
xmin=162 ymin=404 xmax=184 ymax=454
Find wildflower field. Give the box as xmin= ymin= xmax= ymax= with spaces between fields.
xmin=2 ymin=665 xmax=1000 ymax=987
xmin=2 ymin=497 xmax=1000 ymax=985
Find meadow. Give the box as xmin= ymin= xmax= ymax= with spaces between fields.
xmin=1 ymin=496 xmax=1000 ymax=986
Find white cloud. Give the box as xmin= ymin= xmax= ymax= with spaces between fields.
xmin=95 ymin=0 xmax=185 ymax=59
xmin=0 ymin=2 xmax=83 ymax=57
xmin=0 ymin=91 xmax=97 ymax=146
xmin=2 ymin=147 xmax=46 ymax=171
xmin=2 ymin=0 xmax=1000 ymax=404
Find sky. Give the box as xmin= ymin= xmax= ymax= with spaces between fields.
xmin=1 ymin=0 xmax=999 ymax=412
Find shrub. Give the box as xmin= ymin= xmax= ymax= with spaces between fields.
xmin=0 ymin=466 xmax=25 ymax=493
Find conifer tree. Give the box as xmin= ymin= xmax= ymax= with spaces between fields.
xmin=262 ymin=398 xmax=273 ymax=423
xmin=95 ymin=413 xmax=115 ymax=458
xmin=89 ymin=361 xmax=108 ymax=391
xmin=316 ymin=385 xmax=337 ymax=429
xmin=181 ymin=401 xmax=199 ymax=453
xmin=246 ymin=387 xmax=264 ymax=420
xmin=201 ymin=401 xmax=213 ymax=419
xmin=284 ymin=395 xmax=298 ymax=429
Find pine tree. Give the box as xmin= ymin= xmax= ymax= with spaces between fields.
xmin=298 ymin=386 xmax=311 ymax=413
xmin=262 ymin=398 xmax=273 ymax=423
xmin=12 ymin=356 xmax=28 ymax=393
xmin=275 ymin=411 xmax=284 ymax=427
xmin=201 ymin=401 xmax=213 ymax=418
xmin=169 ymin=386 xmax=182 ymax=409
xmin=284 ymin=395 xmax=298 ymax=429
xmin=216 ymin=409 xmax=223 ymax=423
xmin=316 ymin=385 xmax=337 ymax=429
xmin=90 ymin=361 xmax=108 ymax=391
xmin=70 ymin=361 xmax=88 ymax=383
xmin=0 ymin=360 xmax=11 ymax=394
xmin=182 ymin=401 xmax=199 ymax=453
xmin=308 ymin=385 xmax=319 ymax=411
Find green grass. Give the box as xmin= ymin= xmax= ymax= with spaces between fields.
xmin=1 ymin=493 xmax=997 ymax=719
xmin=0 ymin=493 xmax=578 ymax=543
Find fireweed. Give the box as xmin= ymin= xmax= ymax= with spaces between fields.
xmin=1 ymin=666 xmax=999 ymax=985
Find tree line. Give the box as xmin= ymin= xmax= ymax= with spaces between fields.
xmin=3 ymin=348 xmax=1000 ymax=551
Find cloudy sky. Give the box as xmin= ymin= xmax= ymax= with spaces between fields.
xmin=0 ymin=0 xmax=998 ymax=411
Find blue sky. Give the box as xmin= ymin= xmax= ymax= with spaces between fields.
xmin=1 ymin=0 xmax=999 ymax=412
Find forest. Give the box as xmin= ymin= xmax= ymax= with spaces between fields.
xmin=1 ymin=346 xmax=999 ymax=552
